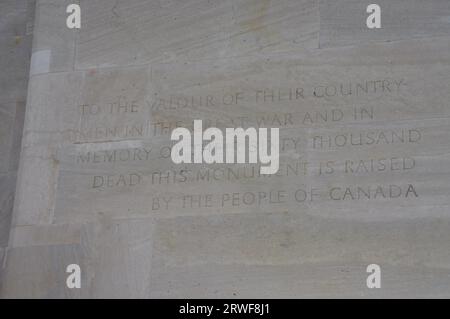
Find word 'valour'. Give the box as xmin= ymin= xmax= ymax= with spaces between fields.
xmin=171 ymin=120 xmax=279 ymax=174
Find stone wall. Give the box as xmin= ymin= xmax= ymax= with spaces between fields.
xmin=0 ymin=0 xmax=35 ymax=293
xmin=1 ymin=0 xmax=450 ymax=298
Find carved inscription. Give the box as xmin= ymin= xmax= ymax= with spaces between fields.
xmin=54 ymin=75 xmax=444 ymax=221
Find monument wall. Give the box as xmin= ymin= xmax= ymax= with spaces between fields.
xmin=1 ymin=0 xmax=450 ymax=298
xmin=0 ymin=0 xmax=34 ymax=292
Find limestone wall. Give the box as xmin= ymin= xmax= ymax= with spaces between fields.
xmin=1 ymin=0 xmax=450 ymax=298
xmin=0 ymin=0 xmax=34 ymax=293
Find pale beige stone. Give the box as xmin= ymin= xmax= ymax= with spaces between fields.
xmin=0 ymin=174 xmax=16 ymax=247
xmin=150 ymin=263 xmax=450 ymax=298
xmin=8 ymin=224 xmax=82 ymax=247
xmin=0 ymin=113 xmax=14 ymax=174
xmin=1 ymin=244 xmax=88 ymax=298
xmin=2 ymin=217 xmax=154 ymax=298
xmin=320 ymin=0 xmax=450 ymax=48
xmin=3 ymin=0 xmax=450 ymax=298
xmin=76 ymin=0 xmax=319 ymax=69
xmin=0 ymin=1 xmax=34 ymax=277
xmin=149 ymin=212 xmax=450 ymax=297
xmin=0 ymin=0 xmax=34 ymax=102
xmin=31 ymin=0 xmax=76 ymax=74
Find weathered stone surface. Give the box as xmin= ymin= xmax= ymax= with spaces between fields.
xmin=150 ymin=263 xmax=450 ymax=298
xmin=0 ymin=0 xmax=34 ymax=102
xmin=0 ymin=247 xmax=5 ymax=293
xmin=13 ymin=71 xmax=84 ymax=226
xmin=0 ymin=174 xmax=16 ymax=247
xmin=8 ymin=101 xmax=26 ymax=172
xmin=3 ymin=0 xmax=450 ymax=298
xmin=320 ymin=0 xmax=450 ymax=48
xmin=31 ymin=0 xmax=76 ymax=74
xmin=75 ymin=0 xmax=319 ymax=69
xmin=2 ymin=217 xmax=154 ymax=298
xmin=149 ymin=212 xmax=450 ymax=297
xmin=1 ymin=244 xmax=88 ymax=298
xmin=0 ymin=113 xmax=14 ymax=174
xmin=42 ymin=40 xmax=450 ymax=224
xmin=0 ymin=1 xmax=34 ymax=295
